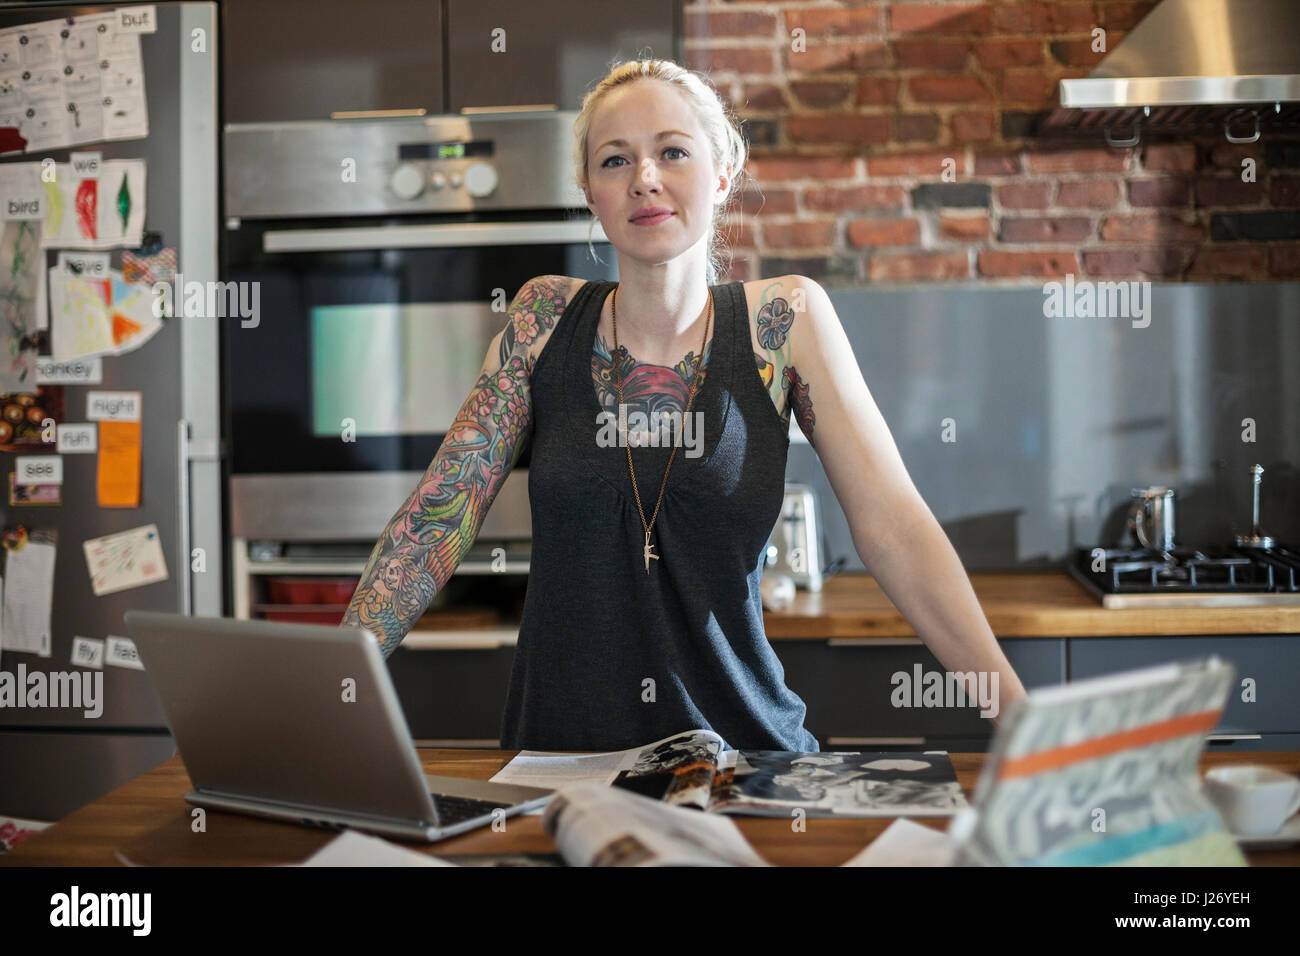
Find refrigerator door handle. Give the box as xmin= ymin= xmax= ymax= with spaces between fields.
xmin=178 ymin=419 xmax=192 ymax=616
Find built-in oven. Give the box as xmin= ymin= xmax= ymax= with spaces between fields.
xmin=221 ymin=113 xmax=614 ymax=742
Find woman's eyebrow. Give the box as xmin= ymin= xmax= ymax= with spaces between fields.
xmin=596 ymin=130 xmax=694 ymax=151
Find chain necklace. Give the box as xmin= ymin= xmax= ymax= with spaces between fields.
xmin=611 ymin=283 xmax=713 ymax=573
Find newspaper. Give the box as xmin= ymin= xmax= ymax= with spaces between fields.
xmin=494 ymin=729 xmax=967 ymax=817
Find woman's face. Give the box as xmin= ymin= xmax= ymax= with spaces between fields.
xmin=584 ymin=80 xmax=728 ymax=267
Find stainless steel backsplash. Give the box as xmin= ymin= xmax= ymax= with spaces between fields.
xmin=785 ymin=282 xmax=1300 ymax=571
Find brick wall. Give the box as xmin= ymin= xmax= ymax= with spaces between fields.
xmin=683 ymin=0 xmax=1300 ymax=284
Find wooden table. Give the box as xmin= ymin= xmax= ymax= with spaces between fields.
xmin=3 ymin=749 xmax=1298 ymax=866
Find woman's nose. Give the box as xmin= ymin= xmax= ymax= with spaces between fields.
xmin=635 ymin=157 xmax=661 ymax=190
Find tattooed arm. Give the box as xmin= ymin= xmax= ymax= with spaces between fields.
xmin=341 ymin=276 xmax=573 ymax=656
xmin=781 ymin=274 xmax=1026 ymax=724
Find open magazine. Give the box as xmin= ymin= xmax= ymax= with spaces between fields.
xmin=492 ymin=729 xmax=968 ymax=818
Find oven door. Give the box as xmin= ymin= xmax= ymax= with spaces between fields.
xmin=224 ymin=213 xmax=614 ymax=540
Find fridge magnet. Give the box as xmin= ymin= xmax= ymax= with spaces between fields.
xmin=70 ymin=635 xmax=105 ymax=669
xmin=2 ymin=525 xmax=29 ymax=551
xmin=9 ymin=471 xmax=61 ymax=506
xmin=103 ymin=634 xmax=145 ymax=670
xmin=0 ymin=385 xmax=64 ymax=451
xmin=121 ymin=245 xmax=176 ymax=286
xmin=0 ymin=527 xmax=56 ymax=658
xmin=81 ymin=523 xmax=167 ymax=596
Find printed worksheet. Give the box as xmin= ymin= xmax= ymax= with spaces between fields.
xmin=0 ymin=531 xmax=56 ymax=657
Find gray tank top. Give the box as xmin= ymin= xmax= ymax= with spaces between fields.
xmin=501 ymin=278 xmax=819 ymax=753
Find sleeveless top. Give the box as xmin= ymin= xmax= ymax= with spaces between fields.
xmin=500 ymin=278 xmax=820 ymax=754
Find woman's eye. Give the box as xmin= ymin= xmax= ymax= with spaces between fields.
xmin=602 ymin=147 xmax=687 ymax=168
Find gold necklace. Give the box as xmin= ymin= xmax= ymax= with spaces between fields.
xmin=611 ymin=284 xmax=713 ymax=573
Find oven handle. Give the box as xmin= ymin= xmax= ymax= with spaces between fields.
xmin=262 ymin=219 xmax=608 ymax=253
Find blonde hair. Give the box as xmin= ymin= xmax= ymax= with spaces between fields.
xmin=574 ymin=58 xmax=750 ymax=285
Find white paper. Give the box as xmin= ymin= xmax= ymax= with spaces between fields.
xmin=0 ymin=11 xmax=148 ymax=155
xmin=82 ymin=524 xmax=168 ymax=596
xmin=297 ymin=831 xmax=459 ymax=867
xmin=39 ymin=160 xmax=147 ymax=249
xmin=103 ymin=634 xmax=144 ymax=670
xmin=0 ymin=539 xmax=55 ymax=657
xmin=70 ymin=635 xmax=105 ymax=669
xmin=56 ymin=423 xmax=97 ymax=454
xmin=490 ymin=751 xmax=634 ymax=791
xmin=839 ymin=817 xmax=958 ymax=866
xmin=49 ymin=265 xmax=162 ymax=359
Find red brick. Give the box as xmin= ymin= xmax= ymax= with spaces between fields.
xmin=952 ymin=111 xmax=996 ymax=143
xmin=803 ymin=184 xmax=907 ymax=212
xmin=684 ymin=47 xmax=776 ymax=74
xmin=1208 ymin=143 xmax=1263 ymax=169
xmin=790 ymin=80 xmax=855 ymax=108
xmin=1270 ymin=244 xmax=1300 ymax=276
xmin=893 ymin=39 xmax=971 ymax=70
xmin=992 ymin=2 xmax=1096 ymax=33
xmin=974 ymin=150 xmax=1023 ymax=176
xmin=996 ymin=183 xmax=1052 ymax=209
xmin=720 ymin=220 xmax=757 ymax=248
xmin=1128 ymin=179 xmax=1190 ymax=207
xmin=870 ymin=251 xmax=970 ymax=281
xmin=1186 ymin=247 xmax=1270 ymax=280
xmin=742 ymin=83 xmax=786 ymax=110
xmin=685 ymin=9 xmax=778 ymax=38
xmin=1028 ymin=148 xmax=1130 ymax=174
xmin=909 ymin=75 xmax=994 ymax=104
xmin=738 ymin=187 xmax=796 ymax=215
xmin=763 ymin=220 xmax=836 ymax=249
xmin=1056 ymin=180 xmax=1120 ymax=207
xmin=1195 ymin=176 xmax=1264 ymax=207
xmin=1096 ymin=2 xmax=1160 ymax=31
xmin=1081 ymin=247 xmax=1190 ymax=277
xmin=1050 ymin=38 xmax=1107 ymax=68
xmin=1002 ymin=69 xmax=1056 ymax=107
xmin=868 ymin=150 xmax=960 ymax=177
xmin=1142 ymin=142 xmax=1197 ymax=173
xmin=748 ymin=155 xmax=858 ymax=182
xmin=785 ymin=6 xmax=882 ymax=36
xmin=999 ymin=216 xmax=1093 ymax=242
xmin=1101 ymin=215 xmax=1204 ymax=242
xmin=939 ymin=214 xmax=990 ymax=240
xmin=889 ymin=4 xmax=991 ymax=34
xmin=847 ymin=217 xmax=921 ymax=247
xmin=896 ymin=113 xmax=941 ymax=141
xmin=977 ymin=250 xmax=1081 ymax=277
xmin=973 ymin=39 xmax=1043 ymax=69
xmin=1270 ymin=176 xmax=1300 ymax=207
xmin=855 ymin=76 xmax=899 ymax=106
xmin=788 ymin=114 xmax=891 ymax=145
xmin=786 ymin=42 xmax=889 ymax=73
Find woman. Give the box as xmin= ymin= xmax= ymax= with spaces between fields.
xmin=343 ymin=58 xmax=1027 ymax=751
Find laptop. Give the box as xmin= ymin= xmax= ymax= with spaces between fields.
xmin=123 ymin=610 xmax=553 ymax=842
xmin=947 ymin=655 xmax=1246 ymax=866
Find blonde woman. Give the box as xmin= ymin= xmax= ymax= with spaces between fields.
xmin=344 ymin=58 xmax=1026 ymax=751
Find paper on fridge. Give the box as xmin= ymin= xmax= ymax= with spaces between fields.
xmin=0 ymin=10 xmax=148 ymax=155
xmin=0 ymin=531 xmax=56 ymax=658
xmin=49 ymin=265 xmax=162 ymax=359
xmin=82 ymin=523 xmax=167 ymax=596
xmin=0 ymin=220 xmax=46 ymax=392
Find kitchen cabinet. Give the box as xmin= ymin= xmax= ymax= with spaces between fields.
xmin=222 ymin=0 xmax=443 ymax=122
xmin=444 ymin=0 xmax=676 ymax=112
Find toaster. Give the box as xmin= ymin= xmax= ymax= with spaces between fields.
xmin=764 ymin=484 xmax=824 ymax=591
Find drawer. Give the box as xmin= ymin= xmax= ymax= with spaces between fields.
xmin=1069 ymin=636 xmax=1300 ymax=736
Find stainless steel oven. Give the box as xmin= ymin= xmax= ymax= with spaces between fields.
xmin=223 ymin=111 xmax=614 ymax=549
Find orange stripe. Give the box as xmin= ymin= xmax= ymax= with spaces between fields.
xmin=998 ymin=709 xmax=1222 ymax=779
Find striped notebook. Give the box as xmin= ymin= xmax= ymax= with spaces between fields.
xmin=950 ymin=656 xmax=1245 ymax=866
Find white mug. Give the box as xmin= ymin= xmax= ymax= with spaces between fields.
xmin=1202 ymin=766 xmax=1300 ymax=837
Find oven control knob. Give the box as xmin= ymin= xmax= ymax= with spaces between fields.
xmin=430 ymin=171 xmax=448 ymax=190
xmin=463 ymin=162 xmax=498 ymax=197
xmin=389 ymin=163 xmax=425 ymax=200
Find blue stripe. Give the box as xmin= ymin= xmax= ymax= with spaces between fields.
xmin=1025 ymin=810 xmax=1224 ymax=866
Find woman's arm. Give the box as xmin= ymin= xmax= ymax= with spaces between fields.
xmin=776 ymin=275 xmax=1028 ymax=726
xmin=341 ymin=275 xmax=574 ymax=657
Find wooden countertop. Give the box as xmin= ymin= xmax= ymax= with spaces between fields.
xmin=3 ymin=750 xmax=1297 ymax=867
xmin=763 ymin=571 xmax=1300 ymax=639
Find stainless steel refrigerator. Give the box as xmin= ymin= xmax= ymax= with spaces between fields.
xmin=0 ymin=2 xmax=220 ymax=822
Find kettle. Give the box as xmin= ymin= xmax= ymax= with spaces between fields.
xmin=1126 ymin=486 xmax=1176 ymax=556
xmin=764 ymin=484 xmax=824 ymax=591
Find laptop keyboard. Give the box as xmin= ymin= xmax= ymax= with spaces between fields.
xmin=430 ymin=793 xmax=518 ymax=827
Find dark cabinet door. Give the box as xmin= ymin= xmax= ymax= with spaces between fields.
xmin=222 ymin=0 xmax=443 ymax=122
xmin=445 ymin=0 xmax=677 ymax=112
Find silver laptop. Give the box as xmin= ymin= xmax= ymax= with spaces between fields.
xmin=123 ymin=610 xmax=553 ymax=842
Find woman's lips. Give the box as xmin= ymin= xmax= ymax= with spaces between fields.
xmin=631 ymin=212 xmax=674 ymax=226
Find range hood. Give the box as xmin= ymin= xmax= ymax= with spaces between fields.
xmin=1048 ymin=0 xmax=1300 ymax=144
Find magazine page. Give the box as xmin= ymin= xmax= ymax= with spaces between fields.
xmin=709 ymin=751 xmax=968 ymax=817
xmin=609 ymin=729 xmax=727 ymax=809
xmin=488 ymin=728 xmax=724 ymax=792
xmin=541 ymin=782 xmax=770 ymax=867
